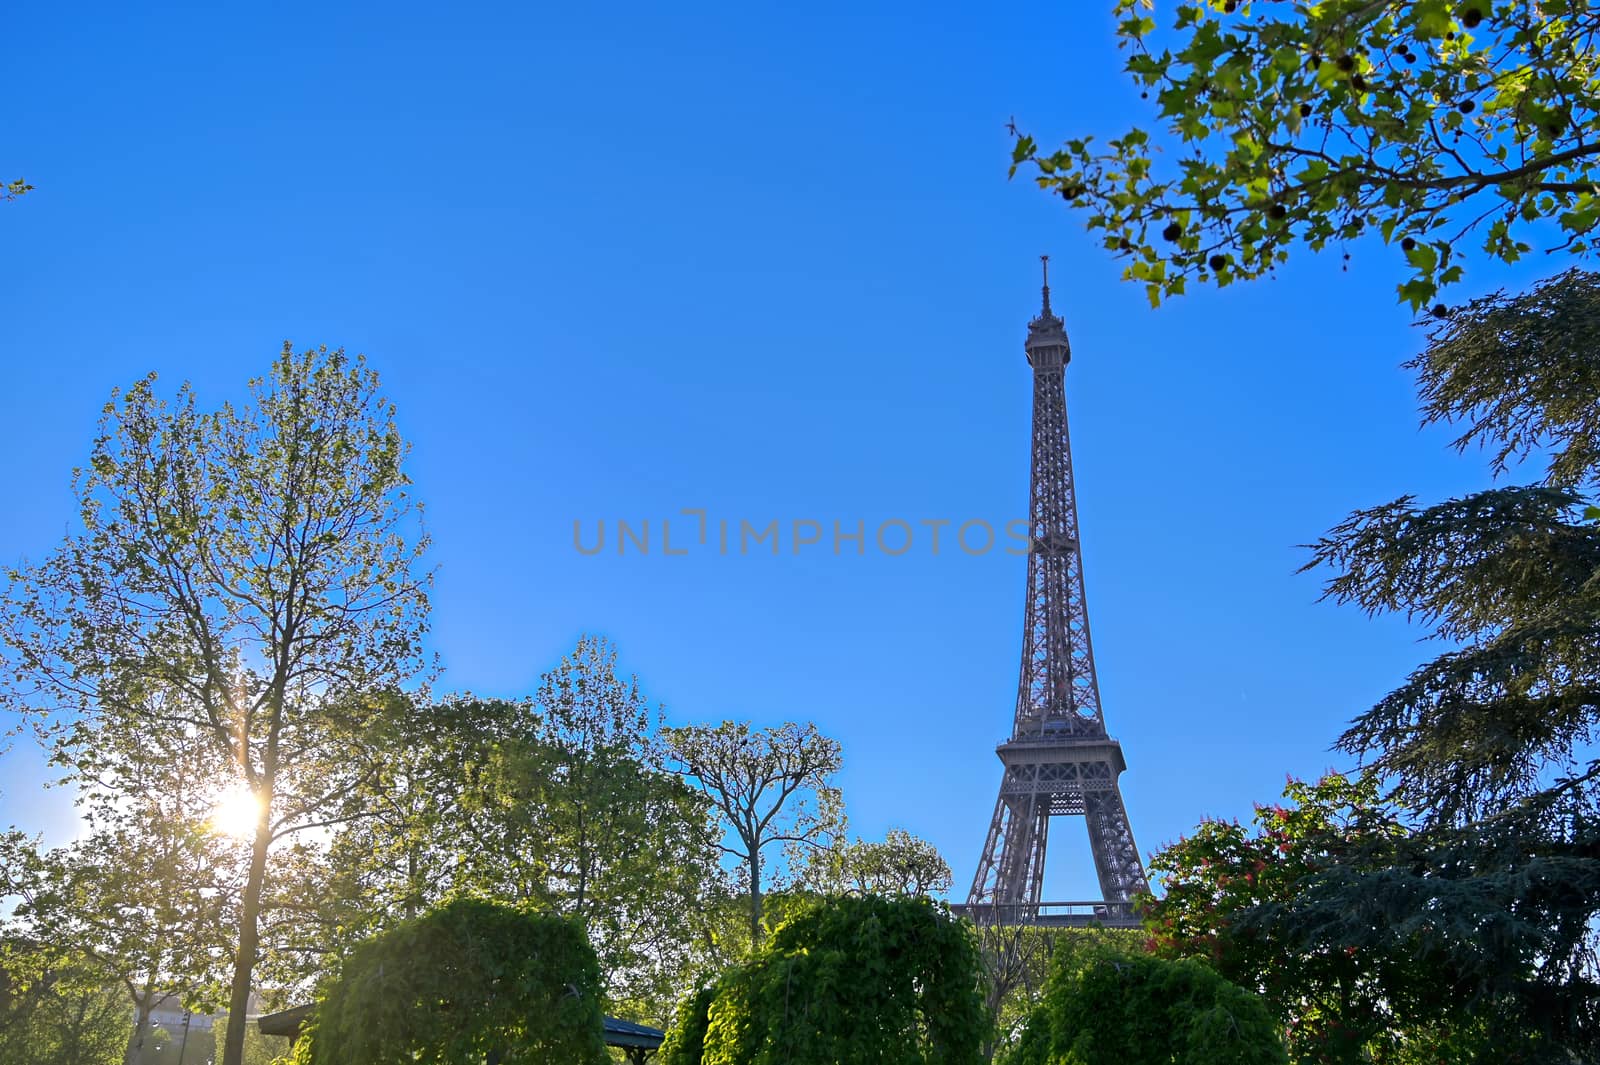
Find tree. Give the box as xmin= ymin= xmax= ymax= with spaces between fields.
xmin=0 ymin=942 xmax=127 ymax=1065
xmin=449 ymin=641 xmax=719 ymax=1020
xmin=1002 ymin=947 xmax=1286 ymax=1065
xmin=305 ymin=696 xmax=515 ymax=960
xmin=0 ymin=828 xmax=231 ymax=1065
xmin=1297 ymin=267 xmax=1600 ymax=1056
xmin=659 ymin=895 xmax=987 ymax=1065
xmin=1011 ymin=1 xmax=1600 ymax=309
xmin=1143 ymin=774 xmax=1482 ymax=1063
xmin=673 ymin=883 xmax=788 ymax=981
xmin=292 ymin=897 xmax=608 ymax=1065
xmin=971 ymin=915 xmax=1053 ymax=1062
xmin=0 ymin=346 xmax=432 ymax=1065
xmin=313 ymin=640 xmax=722 ymax=1024
xmin=0 ymin=735 xmax=242 ymax=1065
xmin=664 ymin=721 xmax=843 ymax=948
xmin=976 ymin=924 xmax=1145 ymax=1063
xmin=1 ymin=180 xmax=29 ymax=203
xmin=802 ymin=828 xmax=953 ymax=899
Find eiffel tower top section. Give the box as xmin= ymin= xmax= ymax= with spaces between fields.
xmin=1011 ymin=255 xmax=1107 ymax=742
xmin=1025 ymin=255 xmax=1070 ymax=369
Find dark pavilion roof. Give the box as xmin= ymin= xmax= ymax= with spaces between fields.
xmin=256 ymin=1004 xmax=312 ymax=1038
xmin=602 ymin=1015 xmax=668 ymax=1049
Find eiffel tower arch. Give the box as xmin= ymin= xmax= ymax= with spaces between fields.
xmin=960 ymin=259 xmax=1148 ymax=929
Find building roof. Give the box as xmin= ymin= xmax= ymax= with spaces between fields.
xmin=256 ymin=1003 xmax=313 ymax=1038
xmin=602 ymin=1015 xmax=667 ymax=1049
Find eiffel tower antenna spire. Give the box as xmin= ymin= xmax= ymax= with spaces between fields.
xmin=959 ymin=260 xmax=1148 ymax=927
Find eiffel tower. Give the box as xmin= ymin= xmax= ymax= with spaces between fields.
xmin=962 ymin=258 xmax=1148 ymax=928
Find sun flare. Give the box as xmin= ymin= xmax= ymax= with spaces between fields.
xmin=210 ymin=785 xmax=264 ymax=840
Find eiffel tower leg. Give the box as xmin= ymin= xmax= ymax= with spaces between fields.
xmin=969 ymin=788 xmax=1047 ymax=923
xmin=1023 ymin=806 xmax=1049 ymax=906
xmin=968 ymin=791 xmax=1009 ymax=906
xmin=1083 ymin=785 xmax=1146 ymax=905
xmin=996 ymin=796 xmax=1042 ymax=909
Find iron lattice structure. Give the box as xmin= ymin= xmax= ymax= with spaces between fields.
xmin=963 ymin=261 xmax=1148 ymax=928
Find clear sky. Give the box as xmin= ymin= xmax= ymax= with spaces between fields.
xmin=0 ymin=1 xmax=1556 ymax=900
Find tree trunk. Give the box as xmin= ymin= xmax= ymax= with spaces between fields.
xmin=406 ymin=848 xmax=418 ymax=920
xmin=66 ymin=992 xmax=93 ymax=1064
xmin=220 ymin=813 xmax=272 ymax=1065
xmin=124 ymin=983 xmax=155 ymax=1065
xmin=748 ymin=848 xmax=762 ymax=950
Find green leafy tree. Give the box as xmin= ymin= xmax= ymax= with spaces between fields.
xmin=671 ymin=883 xmax=825 ymax=988
xmin=659 ymin=895 xmax=987 ymax=1065
xmin=0 ymin=737 xmax=242 ymax=1065
xmin=664 ymin=722 xmax=843 ymax=948
xmin=291 ymin=897 xmax=607 ymax=1065
xmin=306 ymin=696 xmax=513 ymax=957
xmin=1012 ymin=0 xmax=1600 ymax=309
xmin=259 ymin=715 xmax=465 ymax=1007
xmin=1002 ymin=946 xmax=1286 ymax=1065
xmin=802 ymin=828 xmax=953 ymax=899
xmin=1294 ymin=267 xmax=1600 ymax=1057
xmin=315 ymin=640 xmax=721 ymax=1024
xmin=0 ymin=347 xmax=433 ymax=1065
xmin=1 ymin=829 xmax=228 ymax=1065
xmin=1143 ymin=774 xmax=1482 ymax=1063
xmin=0 ymin=942 xmax=127 ymax=1065
xmin=463 ymin=639 xmax=718 ymax=1020
xmin=1 ymin=180 xmax=29 ymax=203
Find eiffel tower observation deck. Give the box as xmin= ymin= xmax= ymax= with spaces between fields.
xmin=958 ymin=259 xmax=1148 ymax=929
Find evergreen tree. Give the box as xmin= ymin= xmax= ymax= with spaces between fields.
xmin=1298 ymin=268 xmax=1600 ymax=1056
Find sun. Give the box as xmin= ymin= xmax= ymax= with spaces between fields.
xmin=210 ymin=785 xmax=264 ymax=840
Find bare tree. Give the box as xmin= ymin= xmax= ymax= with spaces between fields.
xmin=971 ymin=913 xmax=1050 ymax=1060
xmin=664 ymin=721 xmax=842 ymax=947
xmin=802 ymin=828 xmax=953 ymax=899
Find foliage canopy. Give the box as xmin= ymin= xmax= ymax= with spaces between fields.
xmin=0 ymin=943 xmax=126 ymax=1065
xmin=1013 ymin=1 xmax=1600 ymax=308
xmin=1308 ymin=268 xmax=1600 ymax=823
xmin=801 ymin=828 xmax=952 ymax=898
xmin=976 ymin=923 xmax=1145 ymax=1061
xmin=1144 ymin=774 xmax=1496 ymax=1062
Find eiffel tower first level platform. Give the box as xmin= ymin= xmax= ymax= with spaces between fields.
xmin=955 ymin=258 xmax=1148 ymax=930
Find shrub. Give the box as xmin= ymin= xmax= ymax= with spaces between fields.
xmin=292 ymin=897 xmax=607 ymax=1065
xmin=662 ymin=895 xmax=986 ymax=1065
xmin=1003 ymin=947 xmax=1285 ymax=1065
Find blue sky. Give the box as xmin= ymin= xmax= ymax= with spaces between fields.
xmin=0 ymin=1 xmax=1555 ymax=900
